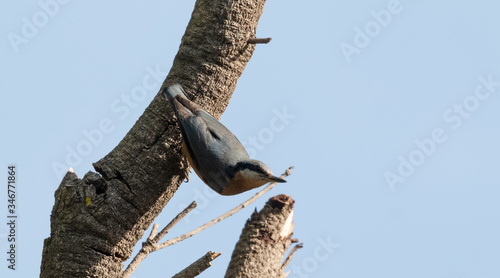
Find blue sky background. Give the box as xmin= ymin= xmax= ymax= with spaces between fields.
xmin=2 ymin=0 xmax=500 ymax=277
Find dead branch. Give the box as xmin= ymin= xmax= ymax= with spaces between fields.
xmin=225 ymin=194 xmax=296 ymax=277
xmin=172 ymin=251 xmax=222 ymax=278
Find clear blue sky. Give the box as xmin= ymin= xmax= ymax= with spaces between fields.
xmin=2 ymin=0 xmax=500 ymax=277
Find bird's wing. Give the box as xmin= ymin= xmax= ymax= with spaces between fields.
xmin=197 ymin=110 xmax=248 ymax=156
xmin=164 ymin=84 xmax=245 ymax=156
xmin=175 ymin=94 xmax=248 ymax=162
xmin=172 ymin=94 xmax=243 ymax=193
xmin=165 ymin=84 xmax=251 ymax=193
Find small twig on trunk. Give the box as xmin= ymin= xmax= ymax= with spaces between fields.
xmin=280 ymin=243 xmax=303 ymax=276
xmin=172 ymin=251 xmax=222 ymax=278
xmin=248 ymin=37 xmax=272 ymax=44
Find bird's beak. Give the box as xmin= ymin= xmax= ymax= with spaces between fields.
xmin=268 ymin=175 xmax=287 ymax=183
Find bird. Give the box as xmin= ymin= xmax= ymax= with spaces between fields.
xmin=163 ymin=84 xmax=286 ymax=195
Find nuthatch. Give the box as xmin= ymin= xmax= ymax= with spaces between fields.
xmin=164 ymin=84 xmax=286 ymax=195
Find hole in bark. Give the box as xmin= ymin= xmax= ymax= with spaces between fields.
xmin=257 ymin=231 xmax=273 ymax=245
xmin=268 ymin=194 xmax=293 ymax=210
xmin=90 ymin=247 xmax=112 ymax=257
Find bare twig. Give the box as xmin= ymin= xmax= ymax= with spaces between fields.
xmin=248 ymin=37 xmax=272 ymax=44
xmin=158 ymin=166 xmax=294 ymax=250
xmin=280 ymin=243 xmax=303 ymax=276
xmin=122 ymin=201 xmax=197 ymax=278
xmin=172 ymin=251 xmax=222 ymax=278
xmin=148 ymin=223 xmax=159 ymax=241
xmin=123 ymin=166 xmax=293 ymax=277
xmin=154 ymin=201 xmax=198 ymax=242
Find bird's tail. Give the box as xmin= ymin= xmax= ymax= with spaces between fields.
xmin=163 ymin=83 xmax=187 ymax=101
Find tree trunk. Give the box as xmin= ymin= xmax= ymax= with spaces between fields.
xmin=40 ymin=0 xmax=267 ymax=276
xmin=225 ymin=194 xmax=295 ymax=278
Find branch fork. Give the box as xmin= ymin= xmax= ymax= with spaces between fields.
xmin=123 ymin=166 xmax=294 ymax=277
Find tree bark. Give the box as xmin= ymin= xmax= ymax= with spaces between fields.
xmin=40 ymin=0 xmax=267 ymax=277
xmin=225 ymin=194 xmax=295 ymax=278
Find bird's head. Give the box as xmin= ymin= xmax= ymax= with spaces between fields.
xmin=234 ymin=159 xmax=286 ymax=183
xmin=220 ymin=160 xmax=286 ymax=195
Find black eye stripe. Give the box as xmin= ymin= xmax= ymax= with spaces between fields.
xmin=228 ymin=162 xmax=267 ymax=177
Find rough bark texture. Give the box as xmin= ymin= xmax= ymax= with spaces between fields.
xmin=225 ymin=194 xmax=295 ymax=278
xmin=40 ymin=0 xmax=267 ymax=277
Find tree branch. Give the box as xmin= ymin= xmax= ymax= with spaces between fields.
xmin=172 ymin=251 xmax=222 ymax=278
xmin=248 ymin=37 xmax=272 ymax=44
xmin=225 ymin=194 xmax=296 ymax=277
xmin=280 ymin=243 xmax=303 ymax=276
xmin=122 ymin=201 xmax=197 ymax=277
xmin=40 ymin=0 xmax=269 ymax=276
